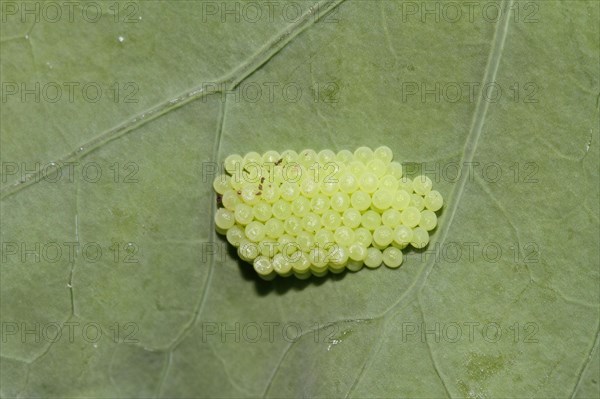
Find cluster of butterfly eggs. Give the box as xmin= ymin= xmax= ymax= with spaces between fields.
xmin=213 ymin=146 xmax=443 ymax=280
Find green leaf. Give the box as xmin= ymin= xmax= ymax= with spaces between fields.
xmin=1 ymin=0 xmax=599 ymax=397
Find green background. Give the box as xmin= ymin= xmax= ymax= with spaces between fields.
xmin=1 ymin=0 xmax=599 ymax=397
